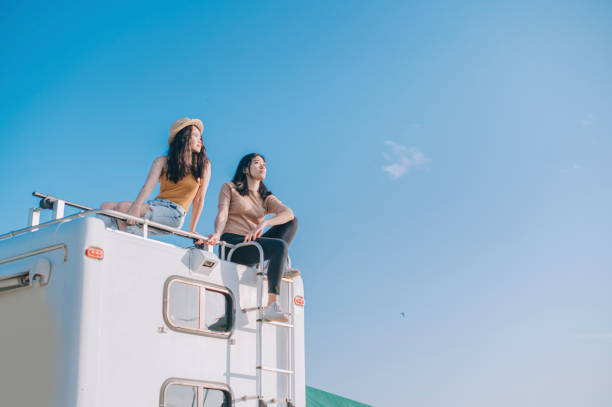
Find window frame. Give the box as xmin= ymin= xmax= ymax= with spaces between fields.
xmin=163 ymin=275 xmax=235 ymax=339
xmin=159 ymin=378 xmax=234 ymax=407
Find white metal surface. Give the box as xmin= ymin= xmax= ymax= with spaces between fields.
xmin=28 ymin=208 xmax=41 ymax=227
xmin=0 ymin=215 xmax=306 ymax=407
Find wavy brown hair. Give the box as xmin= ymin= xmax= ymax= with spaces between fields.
xmin=231 ymin=153 xmax=272 ymax=200
xmin=166 ymin=125 xmax=208 ymax=182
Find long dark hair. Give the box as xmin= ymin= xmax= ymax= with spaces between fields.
xmin=166 ymin=125 xmax=209 ymax=183
xmin=232 ymin=153 xmax=272 ymax=200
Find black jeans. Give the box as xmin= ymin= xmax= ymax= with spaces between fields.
xmin=221 ymin=217 xmax=298 ymax=295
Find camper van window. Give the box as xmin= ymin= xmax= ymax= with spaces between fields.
xmin=201 ymin=388 xmax=230 ymax=406
xmin=165 ymin=383 xmax=197 ymax=406
xmin=168 ymin=281 xmax=200 ymax=329
xmin=161 ymin=380 xmax=232 ymax=407
xmin=165 ymin=277 xmax=233 ymax=337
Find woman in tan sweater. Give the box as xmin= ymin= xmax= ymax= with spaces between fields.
xmin=101 ymin=117 xmax=211 ymax=235
xmin=206 ymin=153 xmax=298 ymax=322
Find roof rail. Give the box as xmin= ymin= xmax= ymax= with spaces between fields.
xmin=0 ymin=208 xmax=211 ymax=243
xmin=1 ymin=192 xmax=219 ymax=251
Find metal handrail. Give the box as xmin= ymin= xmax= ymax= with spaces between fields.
xmin=25 ymin=192 xmax=264 ymax=262
xmin=1 ymin=206 xmax=265 ymax=267
xmin=226 ymin=241 xmax=265 ymax=272
xmin=0 ymin=209 xmax=209 ymax=244
xmin=32 ymin=191 xmax=92 ymax=211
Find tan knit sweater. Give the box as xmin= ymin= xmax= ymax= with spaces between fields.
xmin=218 ymin=182 xmax=288 ymax=236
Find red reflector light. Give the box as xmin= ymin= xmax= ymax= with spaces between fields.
xmin=294 ymin=296 xmax=305 ymax=307
xmin=85 ymin=247 xmax=104 ymax=260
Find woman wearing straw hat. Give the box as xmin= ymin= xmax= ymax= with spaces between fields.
xmin=100 ymin=117 xmax=211 ymax=236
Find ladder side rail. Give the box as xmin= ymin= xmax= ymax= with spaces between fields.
xmin=282 ymin=254 xmax=295 ymax=404
xmin=230 ymin=243 xmax=298 ymax=405
xmin=217 ymin=241 xmax=236 ymax=261
xmin=226 ymin=241 xmax=265 ymax=399
xmin=289 ymin=276 xmax=295 ymax=403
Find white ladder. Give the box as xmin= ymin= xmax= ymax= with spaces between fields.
xmin=226 ymin=243 xmax=296 ymax=407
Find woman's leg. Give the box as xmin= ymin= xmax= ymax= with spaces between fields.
xmin=99 ymin=201 xmax=119 ymax=228
xmin=262 ymin=217 xmax=299 ymax=280
xmin=258 ymin=238 xmax=288 ymax=300
xmin=222 ymin=234 xmax=288 ymax=303
xmin=220 ymin=234 xmax=255 ymax=261
xmin=114 ymin=201 xmax=133 ymax=230
xmin=222 ymin=234 xmax=290 ymax=321
xmin=100 ymin=201 xmax=117 ymax=210
xmin=100 ymin=201 xmax=149 ymax=230
xmin=261 ymin=217 xmax=298 ymax=245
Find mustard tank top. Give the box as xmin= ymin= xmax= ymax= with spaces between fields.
xmin=156 ymin=171 xmax=201 ymax=211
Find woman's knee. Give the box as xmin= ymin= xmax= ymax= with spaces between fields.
xmin=276 ymin=239 xmax=289 ymax=256
xmin=287 ymin=216 xmax=298 ymax=228
xmin=264 ymin=239 xmax=288 ymax=256
xmin=117 ymin=201 xmax=132 ymax=212
xmin=286 ymin=217 xmax=298 ymax=235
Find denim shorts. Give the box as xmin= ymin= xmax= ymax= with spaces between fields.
xmin=124 ymin=199 xmax=186 ymax=235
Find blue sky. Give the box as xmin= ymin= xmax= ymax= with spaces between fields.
xmin=2 ymin=1 xmax=612 ymax=406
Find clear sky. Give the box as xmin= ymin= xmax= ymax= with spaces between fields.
xmin=2 ymin=1 xmax=612 ymax=406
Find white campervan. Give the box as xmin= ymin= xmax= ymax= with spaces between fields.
xmin=0 ymin=193 xmax=305 ymax=407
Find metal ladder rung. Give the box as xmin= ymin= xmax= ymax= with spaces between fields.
xmin=258 ymin=319 xmax=294 ymax=328
xmin=243 ymin=307 xmax=293 ymax=318
xmin=239 ymin=396 xmax=280 ymax=406
xmin=245 ymin=399 xmax=292 ymax=407
xmin=257 ymin=365 xmax=295 ymax=375
xmin=242 ymin=306 xmax=264 ymax=313
xmin=263 ymin=275 xmax=295 ymax=284
xmin=239 ymin=395 xmax=269 ymax=401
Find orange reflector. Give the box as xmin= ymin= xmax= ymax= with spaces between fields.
xmin=85 ymin=247 xmax=104 ymax=260
xmin=294 ymin=296 xmax=305 ymax=307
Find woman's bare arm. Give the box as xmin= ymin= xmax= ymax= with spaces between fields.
xmin=206 ymin=207 xmax=229 ymax=245
xmin=189 ymin=161 xmax=211 ymax=233
xmin=244 ymin=205 xmax=294 ymax=242
xmin=126 ymin=156 xmax=166 ymax=223
xmin=262 ymin=207 xmax=294 ymax=227
xmin=205 ymin=183 xmax=231 ymax=245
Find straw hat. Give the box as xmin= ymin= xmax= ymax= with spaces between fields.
xmin=168 ymin=117 xmax=204 ymax=145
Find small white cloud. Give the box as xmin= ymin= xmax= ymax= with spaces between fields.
xmin=578 ymin=332 xmax=612 ymax=340
xmin=561 ymin=163 xmax=583 ymax=173
xmin=582 ymin=114 xmax=594 ymax=126
xmin=382 ymin=141 xmax=429 ymax=179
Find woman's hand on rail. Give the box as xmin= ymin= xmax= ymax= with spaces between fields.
xmin=205 ymin=232 xmax=221 ymax=245
xmin=126 ymin=204 xmax=141 ymax=225
xmin=244 ymin=222 xmax=266 ymax=242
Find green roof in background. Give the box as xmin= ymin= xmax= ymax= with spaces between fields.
xmin=306 ymin=386 xmax=372 ymax=407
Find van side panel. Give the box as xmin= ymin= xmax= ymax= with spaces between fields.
xmin=0 ymin=221 xmax=87 ymax=407
xmin=0 ymin=216 xmax=306 ymax=406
